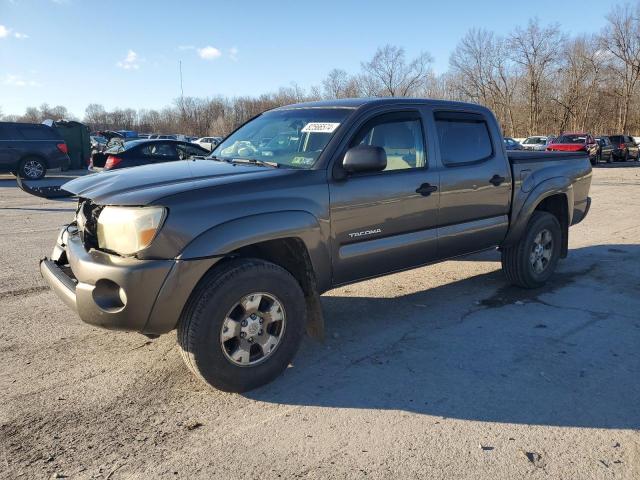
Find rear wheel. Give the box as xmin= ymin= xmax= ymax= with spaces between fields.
xmin=178 ymin=258 xmax=307 ymax=392
xmin=18 ymin=157 xmax=46 ymax=180
xmin=501 ymin=211 xmax=562 ymax=289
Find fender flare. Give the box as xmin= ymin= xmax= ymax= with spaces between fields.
xmin=178 ymin=210 xmax=331 ymax=291
xmin=503 ymin=176 xmax=573 ymax=247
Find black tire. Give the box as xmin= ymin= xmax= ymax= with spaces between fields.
xmin=501 ymin=211 xmax=562 ymax=289
xmin=18 ymin=157 xmax=46 ymax=180
xmin=178 ymin=258 xmax=307 ymax=392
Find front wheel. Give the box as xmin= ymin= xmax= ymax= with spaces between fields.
xmin=178 ymin=258 xmax=307 ymax=392
xmin=501 ymin=211 xmax=562 ymax=289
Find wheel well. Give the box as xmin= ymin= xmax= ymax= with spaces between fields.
xmin=226 ymin=238 xmax=316 ymax=294
xmin=20 ymin=154 xmax=49 ymax=168
xmin=224 ymin=237 xmax=325 ymax=339
xmin=534 ymin=194 xmax=569 ymax=257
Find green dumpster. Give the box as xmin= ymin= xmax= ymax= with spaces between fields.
xmin=50 ymin=120 xmax=91 ymax=170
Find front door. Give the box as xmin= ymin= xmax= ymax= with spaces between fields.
xmin=329 ymin=110 xmax=440 ymax=285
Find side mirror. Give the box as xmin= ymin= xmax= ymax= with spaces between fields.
xmin=342 ymin=145 xmax=387 ymax=174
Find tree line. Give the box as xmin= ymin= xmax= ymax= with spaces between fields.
xmin=3 ymin=2 xmax=640 ymax=138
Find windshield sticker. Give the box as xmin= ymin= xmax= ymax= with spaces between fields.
xmin=301 ymin=122 xmax=340 ymax=133
xmin=291 ymin=156 xmax=315 ymax=166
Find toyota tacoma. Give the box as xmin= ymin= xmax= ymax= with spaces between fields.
xmin=40 ymin=98 xmax=592 ymax=392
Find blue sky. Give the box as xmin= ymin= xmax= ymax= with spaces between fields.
xmin=1 ymin=0 xmax=622 ymax=117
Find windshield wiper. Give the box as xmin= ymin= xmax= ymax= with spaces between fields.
xmin=207 ymin=155 xmax=232 ymax=163
xmin=229 ymin=158 xmax=280 ymax=168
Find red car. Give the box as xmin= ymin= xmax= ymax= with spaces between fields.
xmin=546 ymin=133 xmax=599 ymax=165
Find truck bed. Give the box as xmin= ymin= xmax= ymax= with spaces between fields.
xmin=508 ymin=150 xmax=587 ymax=163
xmin=507 ymin=150 xmax=592 ymax=229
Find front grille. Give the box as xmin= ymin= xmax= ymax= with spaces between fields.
xmin=77 ymin=199 xmax=103 ymax=250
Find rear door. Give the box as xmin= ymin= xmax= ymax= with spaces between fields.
xmin=0 ymin=123 xmax=20 ymax=169
xmin=328 ymin=109 xmax=440 ymax=285
xmin=430 ymin=109 xmax=512 ymax=258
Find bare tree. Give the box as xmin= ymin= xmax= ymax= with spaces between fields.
xmin=450 ymin=29 xmax=519 ymax=134
xmin=600 ymin=3 xmax=640 ymax=132
xmin=322 ymin=69 xmax=361 ymax=98
xmin=361 ymin=45 xmax=433 ymax=96
xmin=84 ymin=104 xmax=108 ymax=129
xmin=509 ymin=19 xmax=564 ymax=134
xmin=552 ymin=36 xmax=603 ymax=132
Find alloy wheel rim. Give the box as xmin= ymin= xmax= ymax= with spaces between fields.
xmin=24 ymin=160 xmax=44 ymax=179
xmin=530 ymin=228 xmax=554 ymax=274
xmin=220 ymin=292 xmax=286 ymax=367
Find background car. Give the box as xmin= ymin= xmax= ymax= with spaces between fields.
xmin=546 ymin=133 xmax=599 ymax=164
xmin=595 ymin=136 xmax=614 ymax=163
xmin=503 ymin=137 xmax=523 ymax=150
xmin=0 ymin=121 xmax=70 ymax=179
xmin=608 ymin=135 xmax=639 ymax=161
xmin=90 ymin=135 xmax=108 ymax=151
xmin=521 ymin=135 xmax=556 ymax=151
xmin=193 ymin=136 xmax=222 ymax=151
xmin=101 ymin=139 xmax=208 ymax=170
xmin=148 ymin=134 xmax=178 ymax=140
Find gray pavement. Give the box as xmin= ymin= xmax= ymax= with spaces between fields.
xmin=0 ymin=165 xmax=639 ymax=479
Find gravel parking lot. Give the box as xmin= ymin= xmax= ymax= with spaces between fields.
xmin=1 ymin=165 xmax=639 ymax=479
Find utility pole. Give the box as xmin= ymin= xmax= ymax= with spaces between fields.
xmin=179 ymin=60 xmax=184 ymax=100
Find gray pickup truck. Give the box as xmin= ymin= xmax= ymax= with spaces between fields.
xmin=40 ymin=98 xmax=592 ymax=392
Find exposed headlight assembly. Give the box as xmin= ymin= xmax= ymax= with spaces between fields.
xmin=97 ymin=206 xmax=166 ymax=256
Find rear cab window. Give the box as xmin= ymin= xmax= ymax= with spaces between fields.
xmin=434 ymin=111 xmax=493 ymax=166
xmin=140 ymin=142 xmax=177 ymax=158
xmin=177 ymin=143 xmax=207 ymax=158
xmin=0 ymin=123 xmax=20 ymax=139
xmin=17 ymin=124 xmax=59 ymax=140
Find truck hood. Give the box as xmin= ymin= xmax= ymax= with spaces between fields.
xmin=62 ymin=159 xmax=285 ymax=205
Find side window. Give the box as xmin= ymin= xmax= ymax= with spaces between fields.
xmin=18 ymin=125 xmax=57 ymax=140
xmin=350 ymin=114 xmax=426 ymax=172
xmin=0 ymin=123 xmax=19 ymax=139
xmin=177 ymin=143 xmax=206 ymax=159
xmin=435 ymin=112 xmax=493 ymax=166
xmin=140 ymin=143 xmax=177 ymax=158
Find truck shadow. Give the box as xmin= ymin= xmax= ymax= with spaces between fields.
xmin=247 ymin=244 xmax=640 ymax=430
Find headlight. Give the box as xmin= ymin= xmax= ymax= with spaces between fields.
xmin=97 ymin=206 xmax=166 ymax=255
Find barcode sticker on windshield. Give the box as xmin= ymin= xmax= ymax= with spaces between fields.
xmin=301 ymin=122 xmax=340 ymax=133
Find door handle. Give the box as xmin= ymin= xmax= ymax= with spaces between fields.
xmin=416 ymin=183 xmax=438 ymax=196
xmin=489 ymin=174 xmax=505 ymax=186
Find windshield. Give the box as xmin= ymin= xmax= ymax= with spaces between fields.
xmin=105 ymin=144 xmax=125 ymax=154
xmin=211 ymin=108 xmax=351 ymax=168
xmin=523 ymin=137 xmax=546 ymax=145
xmin=556 ymin=135 xmax=586 ymax=144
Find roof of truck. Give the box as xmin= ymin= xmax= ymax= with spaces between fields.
xmin=272 ymin=97 xmax=485 ymax=111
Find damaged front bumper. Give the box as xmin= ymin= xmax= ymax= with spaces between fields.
xmin=40 ymin=226 xmax=219 ymax=335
